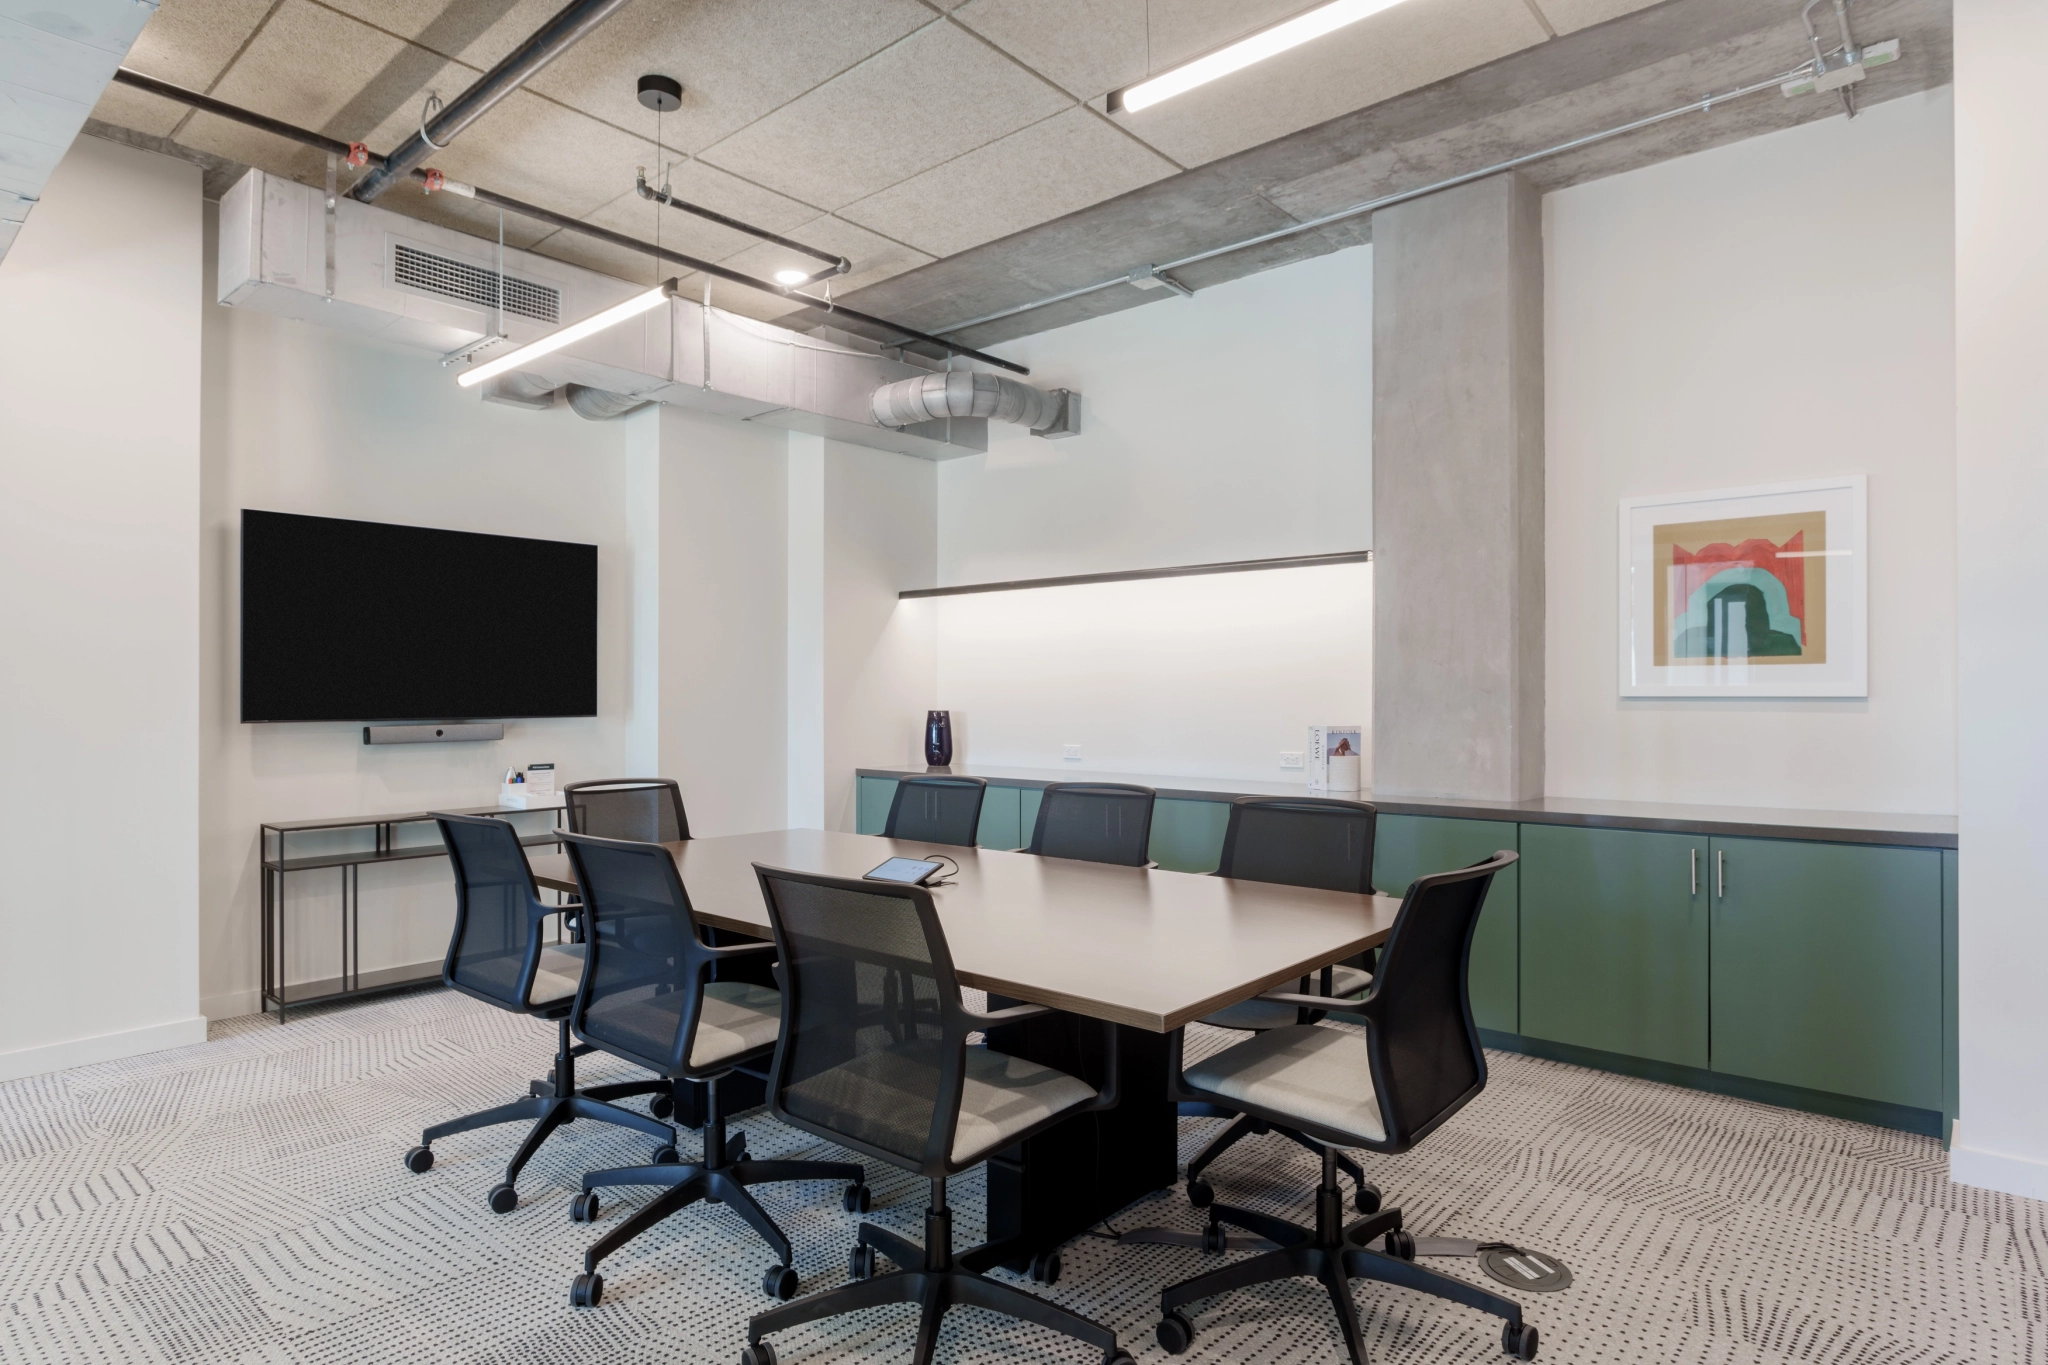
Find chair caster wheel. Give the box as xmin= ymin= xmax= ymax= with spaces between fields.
xmin=651 ymin=1145 xmax=680 ymax=1166
xmin=1028 ymin=1249 xmax=1061 ymax=1285
xmin=568 ymin=1272 xmax=602 ymax=1308
xmin=762 ymin=1264 xmax=798 ymax=1300
xmin=849 ymin=1243 xmax=876 ymax=1280
xmin=739 ymin=1344 xmax=778 ymax=1365
xmin=570 ymin=1191 xmax=600 ymax=1223
xmin=487 ymin=1183 xmax=518 ymax=1214
xmin=1502 ymin=1322 xmax=1538 ymax=1360
xmin=843 ymin=1183 xmax=870 ymax=1213
xmin=649 ymin=1091 xmax=675 ymax=1120
xmin=1156 ymin=1310 xmax=1195 ymax=1355
xmin=729 ymin=1130 xmax=748 ymax=1162
xmin=403 ymin=1145 xmax=433 ymax=1174
xmin=1355 ymin=1181 xmax=1382 ymax=1214
xmin=1385 ymin=1229 xmax=1416 ymax=1261
xmin=1200 ymin=1223 xmax=1227 ymax=1255
xmin=1185 ymin=1177 xmax=1214 ymax=1209
xmin=1106 ymin=1352 xmax=1137 ymax=1365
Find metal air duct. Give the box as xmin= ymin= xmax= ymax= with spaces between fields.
xmin=564 ymin=385 xmax=649 ymax=421
xmin=870 ymin=371 xmax=1079 ymax=439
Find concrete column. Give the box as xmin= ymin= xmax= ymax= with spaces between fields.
xmin=1371 ymin=173 xmax=1544 ymax=801
xmin=1952 ymin=0 xmax=2048 ymax=1199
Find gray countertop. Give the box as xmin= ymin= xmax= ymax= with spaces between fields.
xmin=856 ymin=764 xmax=1958 ymax=849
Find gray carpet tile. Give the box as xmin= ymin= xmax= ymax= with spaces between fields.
xmin=0 ymin=987 xmax=2035 ymax=1365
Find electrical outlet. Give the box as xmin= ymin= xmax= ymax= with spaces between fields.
xmin=1063 ymin=744 xmax=1082 ymax=762
xmin=1279 ymin=751 xmax=1304 ymax=770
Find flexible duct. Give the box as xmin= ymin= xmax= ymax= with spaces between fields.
xmin=565 ymin=385 xmax=650 ymax=421
xmin=871 ymin=370 xmax=1059 ymax=431
xmin=479 ymin=371 xmax=559 ymax=410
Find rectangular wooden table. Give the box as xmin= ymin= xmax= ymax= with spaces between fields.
xmin=529 ymin=829 xmax=1401 ymax=1265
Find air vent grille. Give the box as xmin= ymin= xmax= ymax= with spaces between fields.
xmin=392 ymin=243 xmax=559 ymax=322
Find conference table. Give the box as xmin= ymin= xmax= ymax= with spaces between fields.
xmin=528 ymin=828 xmax=1401 ymax=1268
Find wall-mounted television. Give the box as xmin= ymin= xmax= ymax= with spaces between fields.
xmin=240 ymin=510 xmax=597 ymax=723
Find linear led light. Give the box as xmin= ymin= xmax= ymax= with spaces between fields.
xmin=1110 ymin=0 xmax=1415 ymax=113
xmin=456 ymin=278 xmax=678 ymax=388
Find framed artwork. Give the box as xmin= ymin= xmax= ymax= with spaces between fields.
xmin=1618 ymin=475 xmax=1867 ymax=697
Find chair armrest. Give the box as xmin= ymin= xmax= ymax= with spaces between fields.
xmin=1254 ymin=989 xmax=1370 ymax=1013
xmin=960 ymin=1001 xmax=1057 ymax=1029
xmin=700 ymin=938 xmax=778 ymax=962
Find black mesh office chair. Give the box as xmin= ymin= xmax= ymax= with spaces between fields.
xmin=1026 ymin=782 xmax=1155 ymax=865
xmin=1152 ymin=851 xmax=1540 ymax=1364
xmin=1183 ymin=797 xmax=1381 ymax=1212
xmin=557 ymin=832 xmax=867 ymax=1308
xmin=402 ymin=814 xmax=676 ymax=1213
xmin=883 ymin=774 xmax=988 ymax=846
xmin=564 ymin=777 xmax=691 ymax=842
xmin=739 ymin=867 xmax=1136 ymax=1365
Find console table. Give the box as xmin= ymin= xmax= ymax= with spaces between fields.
xmin=260 ymin=804 xmax=566 ymax=1022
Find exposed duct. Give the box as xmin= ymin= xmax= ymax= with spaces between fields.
xmin=870 ymin=371 xmax=1080 ymax=439
xmin=564 ymin=385 xmax=650 ymax=421
xmin=479 ymin=372 xmax=560 ymax=410
xmin=348 ymin=0 xmax=630 ymax=202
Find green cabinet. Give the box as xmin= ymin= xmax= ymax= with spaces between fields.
xmin=855 ymin=775 xmax=895 ymax=835
xmin=1150 ymin=798 xmax=1230 ymax=873
xmin=976 ymin=783 xmax=1023 ymax=850
xmin=1373 ymin=815 xmax=1519 ymax=1034
xmin=1519 ymin=825 xmax=1709 ymax=1069
xmin=1708 ymin=837 xmax=1942 ymax=1111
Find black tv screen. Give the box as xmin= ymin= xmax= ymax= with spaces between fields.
xmin=240 ymin=510 xmax=597 ymax=723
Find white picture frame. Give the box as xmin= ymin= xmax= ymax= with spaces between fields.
xmin=1618 ymin=475 xmax=1867 ymax=698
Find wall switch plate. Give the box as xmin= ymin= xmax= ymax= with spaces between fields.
xmin=1063 ymin=744 xmax=1082 ymax=762
xmin=1279 ymin=751 xmax=1304 ymax=770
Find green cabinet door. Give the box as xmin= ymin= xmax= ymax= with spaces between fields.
xmin=1019 ymin=786 xmax=1044 ymax=849
xmin=1150 ymin=798 xmax=1230 ymax=873
xmin=976 ymin=784 xmax=1023 ymax=850
xmin=855 ymin=776 xmax=897 ymax=835
xmin=1709 ymin=837 xmax=1942 ymax=1111
xmin=1373 ymin=815 xmax=1519 ymax=1034
xmin=1519 ymin=824 xmax=1708 ymax=1068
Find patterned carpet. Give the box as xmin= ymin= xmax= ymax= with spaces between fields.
xmin=0 ymin=986 xmax=2038 ymax=1365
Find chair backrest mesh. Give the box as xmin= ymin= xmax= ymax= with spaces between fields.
xmin=562 ymin=833 xmax=707 ymax=1075
xmin=564 ymin=779 xmax=689 ymax=843
xmin=1027 ymin=783 xmax=1155 ymax=866
xmin=1214 ymin=797 xmax=1377 ymax=893
xmin=756 ymin=870 xmax=962 ymax=1169
xmin=884 ymin=776 xmax=987 ymax=846
xmin=438 ymin=815 xmax=540 ymax=1008
xmin=1367 ymin=851 xmax=1515 ymax=1144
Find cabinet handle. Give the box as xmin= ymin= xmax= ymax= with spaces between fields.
xmin=1716 ymin=849 xmax=1725 ymax=898
xmin=1690 ymin=847 xmax=1698 ymax=896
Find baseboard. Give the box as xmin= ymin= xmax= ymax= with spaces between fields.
xmin=0 ymin=1015 xmax=210 ymax=1083
xmin=1478 ymin=1029 xmax=1943 ymax=1137
xmin=1949 ymin=1131 xmax=2048 ymax=1200
xmin=202 ymin=988 xmax=262 ymax=1022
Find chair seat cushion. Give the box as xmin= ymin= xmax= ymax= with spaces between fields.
xmin=528 ymin=943 xmax=587 ymax=1008
xmin=1183 ymin=1023 xmax=1386 ymax=1145
xmin=689 ymin=981 xmax=783 ymax=1069
xmin=1201 ymin=964 xmax=1373 ymax=1032
xmin=951 ymin=1047 xmax=1098 ymax=1165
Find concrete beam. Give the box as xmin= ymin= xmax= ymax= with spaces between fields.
xmin=1371 ymin=173 xmax=1544 ymax=803
xmin=821 ymin=0 xmax=1948 ymax=351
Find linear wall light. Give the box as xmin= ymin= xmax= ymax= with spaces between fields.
xmin=900 ymin=550 xmax=1371 ymax=600
xmin=456 ymin=278 xmax=678 ymax=388
xmin=1109 ymin=0 xmax=1415 ymax=113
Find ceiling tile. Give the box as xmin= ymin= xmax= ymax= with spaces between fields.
xmin=518 ymin=0 xmax=937 ymax=155
xmin=1116 ymin=0 xmax=1548 ymax=166
xmin=839 ymin=106 xmax=1177 ymax=258
xmin=952 ymin=0 xmax=1149 ymax=102
xmin=719 ymin=213 xmax=933 ymax=297
xmin=696 ymin=19 xmax=1071 ymax=211
xmin=574 ymin=163 xmax=822 ymax=271
xmin=408 ymin=87 xmax=654 ymax=219
xmin=96 ymin=0 xmax=275 ymax=135
xmin=1531 ymin=0 xmax=1667 ymax=34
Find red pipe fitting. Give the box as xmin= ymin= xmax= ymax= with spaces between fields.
xmin=421 ymin=168 xmax=445 ymax=194
xmin=345 ymin=142 xmax=369 ymax=168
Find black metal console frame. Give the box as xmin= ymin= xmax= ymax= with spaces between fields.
xmin=259 ymin=803 xmax=567 ymax=1022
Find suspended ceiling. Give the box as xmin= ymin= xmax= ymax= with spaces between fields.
xmin=84 ymin=0 xmax=1949 ymax=346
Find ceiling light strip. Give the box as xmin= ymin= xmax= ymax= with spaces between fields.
xmin=455 ymin=280 xmax=677 ymax=388
xmin=899 ymin=550 xmax=1372 ymax=600
xmin=1111 ymin=0 xmax=1415 ymax=113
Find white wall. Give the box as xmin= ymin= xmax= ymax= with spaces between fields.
xmin=0 ymin=138 xmax=206 ymax=1078
xmin=937 ymin=245 xmax=1373 ymax=586
xmin=1952 ymin=2 xmax=2048 ymax=1200
xmin=1544 ymin=88 xmax=1957 ymax=814
xmin=937 ymin=562 xmax=1371 ymax=783
xmin=646 ymin=403 xmax=790 ymax=837
xmin=199 ymin=205 xmax=652 ymax=1019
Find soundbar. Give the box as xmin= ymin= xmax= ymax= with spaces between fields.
xmin=363 ymin=722 xmax=505 ymax=745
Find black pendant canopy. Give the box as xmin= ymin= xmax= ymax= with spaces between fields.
xmin=637 ymin=73 xmax=682 ymax=111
